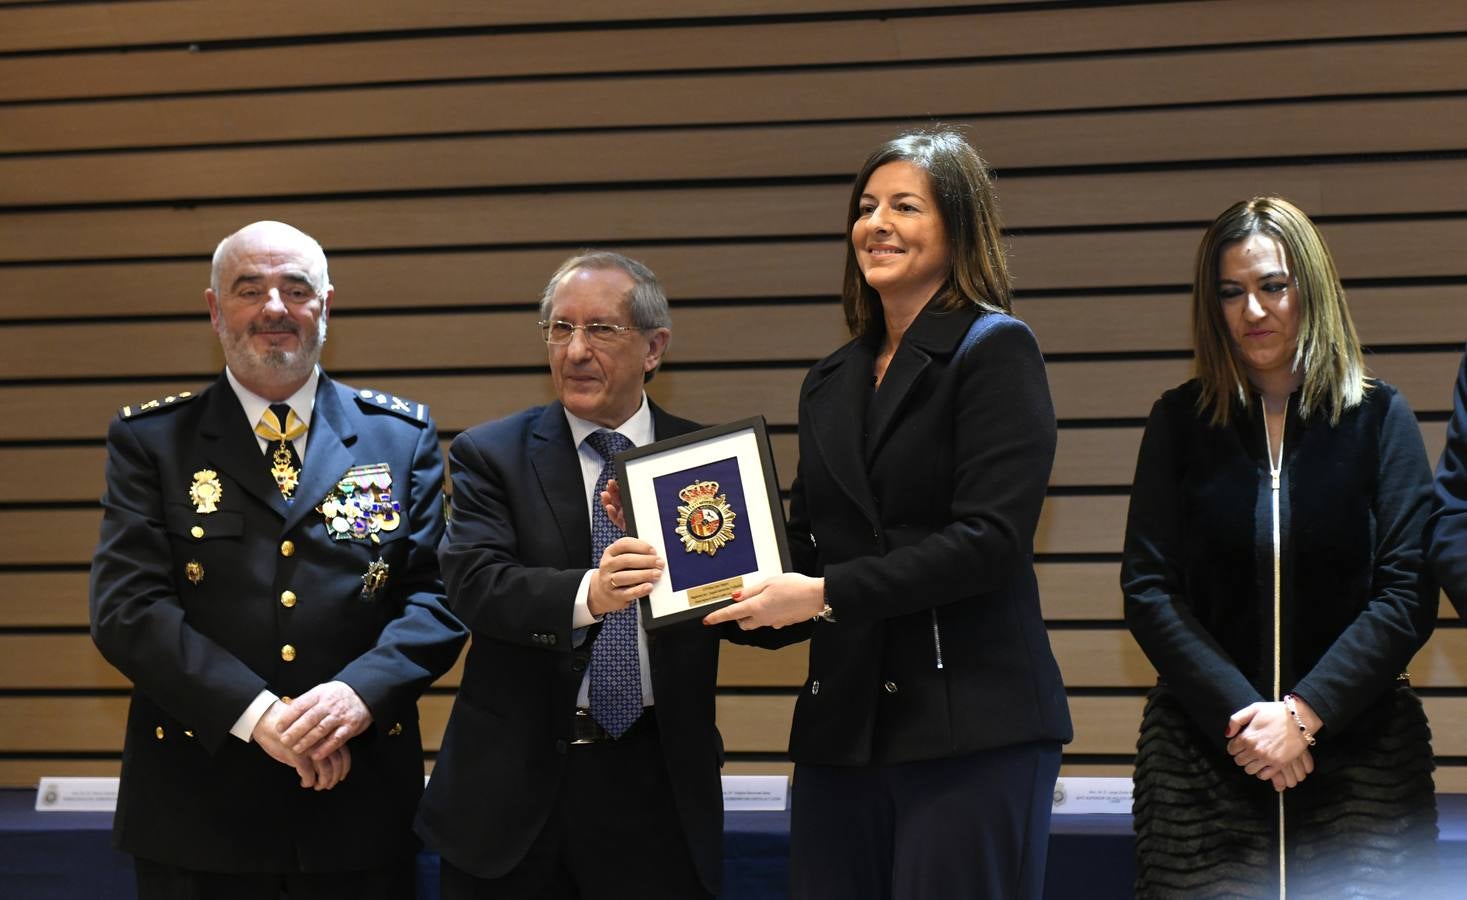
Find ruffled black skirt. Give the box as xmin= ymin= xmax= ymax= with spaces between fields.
xmin=1132 ymin=685 xmax=1438 ymax=899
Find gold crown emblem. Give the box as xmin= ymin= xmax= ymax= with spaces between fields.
xmin=678 ymin=481 xmax=720 ymax=504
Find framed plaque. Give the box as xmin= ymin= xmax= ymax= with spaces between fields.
xmin=615 ymin=416 xmax=791 ymax=629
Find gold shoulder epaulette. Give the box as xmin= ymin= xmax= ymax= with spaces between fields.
xmin=119 ymin=390 xmax=197 ymax=419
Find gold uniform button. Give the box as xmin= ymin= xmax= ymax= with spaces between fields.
xmin=388 ymin=722 xmax=403 ymax=737
xmin=154 ymin=726 xmax=165 ymax=740
xmin=280 ymin=696 xmax=292 ymax=705
xmin=190 ymin=526 xmax=204 ymax=539
xmin=280 ymin=644 xmax=296 ymax=662
xmin=280 ymin=590 xmax=297 ymax=608
xmin=280 ymin=540 xmax=295 ymax=557
xmin=184 ymin=730 xmax=194 ymax=738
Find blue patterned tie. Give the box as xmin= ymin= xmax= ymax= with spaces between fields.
xmin=584 ymin=429 xmax=642 ymax=738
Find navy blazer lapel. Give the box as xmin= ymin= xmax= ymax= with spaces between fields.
xmin=282 ymin=377 xmax=357 ymax=534
xmin=530 ymin=403 xmax=593 ymax=566
xmin=804 ymin=339 xmax=881 ymax=526
xmin=198 ymin=374 xmax=288 ymax=519
xmin=866 ymin=303 xmax=980 ymax=463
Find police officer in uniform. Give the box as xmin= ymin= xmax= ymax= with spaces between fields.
xmin=90 ymin=220 xmax=467 ymax=899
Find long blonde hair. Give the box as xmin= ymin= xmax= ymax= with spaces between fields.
xmin=1192 ymin=196 xmax=1368 ymax=426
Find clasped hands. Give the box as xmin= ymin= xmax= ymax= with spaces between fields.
xmin=1224 ymin=696 xmax=1322 ymax=793
xmin=251 ymin=680 xmax=372 ymax=792
xmin=598 ymin=479 xmax=824 ymax=629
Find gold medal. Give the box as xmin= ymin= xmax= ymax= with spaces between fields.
xmin=318 ymin=463 xmax=399 ymax=541
xmin=361 ymin=559 xmax=390 ymax=601
xmin=270 ymin=443 xmax=299 ymax=498
xmin=189 ymin=470 xmax=223 ymax=514
xmin=674 ymin=481 xmax=737 ymax=556
xmin=184 ymin=560 xmax=205 ymax=584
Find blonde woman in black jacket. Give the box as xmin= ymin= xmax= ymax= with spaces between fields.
xmin=1122 ymin=197 xmax=1438 ymax=898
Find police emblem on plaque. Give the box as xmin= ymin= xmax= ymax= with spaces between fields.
xmin=673 ymin=480 xmax=737 ymax=555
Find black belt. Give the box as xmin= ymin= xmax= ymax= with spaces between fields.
xmin=570 ymin=707 xmax=654 ymax=744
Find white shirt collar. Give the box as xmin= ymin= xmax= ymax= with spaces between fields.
xmin=225 ymin=365 xmax=320 ymax=433
xmin=564 ymin=393 xmax=655 ymax=450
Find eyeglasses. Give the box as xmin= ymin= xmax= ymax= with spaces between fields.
xmin=538 ymin=320 xmax=644 ymax=347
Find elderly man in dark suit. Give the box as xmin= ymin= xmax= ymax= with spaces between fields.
xmin=417 ymin=251 xmax=799 ymax=899
xmin=90 ymin=220 xmax=467 ymax=899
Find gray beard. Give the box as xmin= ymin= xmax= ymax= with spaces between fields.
xmin=219 ymin=317 xmax=327 ymax=386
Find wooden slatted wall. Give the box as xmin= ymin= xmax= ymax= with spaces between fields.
xmin=2 ymin=0 xmax=1466 ymax=790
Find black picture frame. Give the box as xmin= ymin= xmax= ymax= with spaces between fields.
xmin=614 ymin=416 xmax=792 ymax=630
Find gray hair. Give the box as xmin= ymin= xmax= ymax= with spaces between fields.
xmin=538 ymin=250 xmax=672 ymax=331
xmin=210 ymin=221 xmax=331 ymax=297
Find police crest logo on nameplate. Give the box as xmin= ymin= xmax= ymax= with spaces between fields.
xmin=673 ymin=480 xmax=737 ymax=555
xmin=317 ymin=463 xmax=401 ymax=541
xmin=189 ymin=469 xmax=223 ymax=514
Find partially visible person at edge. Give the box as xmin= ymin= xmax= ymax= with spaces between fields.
xmin=1121 ymin=196 xmax=1439 ymax=898
xmin=90 ymin=220 xmax=468 ymax=899
xmin=1427 ymin=330 xmax=1467 ymax=617
xmin=675 ymin=129 xmax=1071 ymax=898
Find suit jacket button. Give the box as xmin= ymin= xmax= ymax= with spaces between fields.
xmin=811 ymin=680 xmax=820 ymax=695
xmin=280 ymin=540 xmax=295 ymax=557
xmin=154 ymin=726 xmax=165 ymax=740
xmin=572 ymin=658 xmax=586 ymax=673
xmin=281 ymin=644 xmax=297 ymax=662
xmin=545 ymin=634 xmax=557 ymax=646
xmin=883 ymin=680 xmax=898 ymax=694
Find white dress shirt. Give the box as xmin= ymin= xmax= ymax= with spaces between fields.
xmin=564 ymin=395 xmax=657 ymax=709
xmin=223 ymin=366 xmax=320 ymax=742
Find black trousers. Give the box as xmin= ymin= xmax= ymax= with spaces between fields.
xmin=133 ymin=856 xmax=416 ymax=900
xmin=790 ymin=741 xmax=1063 ymax=900
xmin=440 ymin=712 xmax=712 ymax=900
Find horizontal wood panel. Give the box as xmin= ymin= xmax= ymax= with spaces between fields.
xmin=6 ymin=217 xmax=1463 ymax=319
xmin=717 ymin=630 xmax=1467 ymax=690
xmin=8 ymin=757 xmax=1467 ymax=792
xmin=0 ymin=369 xmax=808 ymax=442
xmin=1023 ymin=286 xmax=1467 ymax=356
xmin=0 ymin=417 xmax=1446 ymax=508
xmin=0 ymin=304 xmax=848 ymax=379
xmin=0 ymin=572 xmax=91 ymax=627
xmin=0 ymin=0 xmax=1006 ymax=53
xmin=4 ymin=282 xmax=1462 ymax=383
xmin=4 ymin=693 xmax=1466 ymax=779
xmin=12 ymin=146 xmax=1467 ymax=224
xmin=6 ymin=1 xmax=1461 ymax=101
xmin=0 ymin=243 xmax=845 ymax=320
xmin=5 ymin=38 xmax=1465 ymax=154
xmin=3 ymin=481 xmax=1123 ymax=564
xmin=1047 ymin=350 xmax=1464 ymax=421
xmin=7 ymin=96 xmax=1466 ymax=210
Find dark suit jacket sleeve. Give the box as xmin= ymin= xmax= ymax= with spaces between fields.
xmin=821 ymin=318 xmax=1055 ymax=621
xmin=335 ymin=415 xmax=466 ymax=725
xmin=1122 ymin=396 xmax=1265 ymax=740
xmin=1430 ymin=346 xmax=1467 ymax=617
xmin=439 ymin=431 xmax=584 ymax=647
xmin=1292 ymin=389 xmax=1436 ymax=730
xmin=89 ymin=414 xmax=268 ymax=750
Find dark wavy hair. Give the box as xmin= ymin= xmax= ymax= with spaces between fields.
xmin=840 ymin=129 xmax=1012 ymax=337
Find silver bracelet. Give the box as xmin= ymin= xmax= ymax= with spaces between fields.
xmin=1283 ymin=694 xmax=1317 ymax=747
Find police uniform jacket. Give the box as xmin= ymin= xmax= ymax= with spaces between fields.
xmin=90 ymin=372 xmax=467 ymax=874
xmin=786 ymin=301 xmax=1073 ymax=766
xmin=416 ymin=400 xmax=803 ymax=894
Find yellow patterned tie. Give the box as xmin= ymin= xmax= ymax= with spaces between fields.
xmin=255 ymin=404 xmax=307 ymax=499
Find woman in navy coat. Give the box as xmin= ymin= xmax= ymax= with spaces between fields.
xmin=704 ymin=130 xmax=1072 ymax=900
